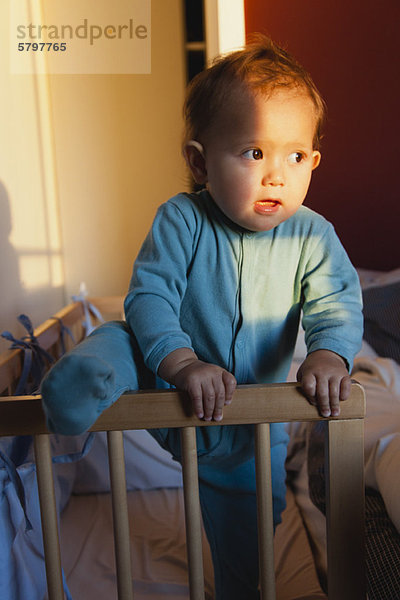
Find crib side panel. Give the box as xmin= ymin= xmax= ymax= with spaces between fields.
xmin=0 ymin=302 xmax=86 ymax=396
xmin=0 ymin=295 xmax=366 ymax=600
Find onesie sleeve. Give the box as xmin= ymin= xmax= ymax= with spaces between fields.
xmin=124 ymin=200 xmax=196 ymax=375
xmin=300 ymin=223 xmax=363 ymax=372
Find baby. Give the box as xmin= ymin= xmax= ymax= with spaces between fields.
xmin=126 ymin=38 xmax=361 ymax=424
xmin=42 ymin=36 xmax=363 ymax=599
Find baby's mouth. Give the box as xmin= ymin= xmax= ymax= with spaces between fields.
xmin=256 ymin=199 xmax=281 ymax=207
xmin=254 ymin=199 xmax=281 ymax=213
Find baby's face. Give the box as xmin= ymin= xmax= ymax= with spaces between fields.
xmin=202 ymin=87 xmax=321 ymax=232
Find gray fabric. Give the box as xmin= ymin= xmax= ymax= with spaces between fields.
xmin=363 ymin=281 xmax=400 ymax=364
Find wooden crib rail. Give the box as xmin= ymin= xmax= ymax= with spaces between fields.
xmin=0 ymin=302 xmax=84 ymax=396
xmin=0 ymin=383 xmax=366 ymax=600
xmin=0 ymin=297 xmax=123 ymax=397
xmin=0 ymin=380 xmax=365 ymax=436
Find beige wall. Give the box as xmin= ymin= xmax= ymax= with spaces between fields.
xmin=0 ymin=1 xmax=65 ymax=352
xmin=49 ymin=0 xmax=187 ymax=298
xmin=0 ymin=0 xmax=186 ymax=351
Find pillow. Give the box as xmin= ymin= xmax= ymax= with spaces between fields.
xmin=365 ymin=433 xmax=400 ymax=534
xmin=357 ymin=267 xmax=400 ymax=290
xmin=362 ymin=281 xmax=400 ymax=363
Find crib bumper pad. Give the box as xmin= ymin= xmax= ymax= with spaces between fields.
xmin=41 ymin=320 xmax=141 ymax=435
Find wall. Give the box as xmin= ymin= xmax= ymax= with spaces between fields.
xmin=0 ymin=0 xmax=187 ymax=352
xmin=244 ymin=0 xmax=400 ymax=270
xmin=48 ymin=0 xmax=187 ymax=298
xmin=0 ymin=1 xmax=65 ymax=352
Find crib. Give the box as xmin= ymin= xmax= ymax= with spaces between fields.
xmin=0 ymin=296 xmax=367 ymax=600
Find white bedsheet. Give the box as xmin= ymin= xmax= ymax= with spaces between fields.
xmin=365 ymin=432 xmax=400 ymax=532
xmin=61 ymin=488 xmax=214 ymax=600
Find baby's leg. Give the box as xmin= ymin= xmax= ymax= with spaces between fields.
xmin=151 ymin=422 xmax=289 ymax=600
xmin=41 ymin=321 xmax=152 ymax=435
xmin=197 ymin=423 xmax=288 ymax=600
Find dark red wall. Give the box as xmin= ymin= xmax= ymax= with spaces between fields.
xmin=244 ymin=0 xmax=400 ymax=270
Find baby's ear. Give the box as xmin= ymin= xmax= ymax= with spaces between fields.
xmin=312 ymin=150 xmax=321 ymax=170
xmin=183 ymin=140 xmax=207 ymax=184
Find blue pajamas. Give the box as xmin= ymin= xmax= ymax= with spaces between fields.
xmin=196 ymin=427 xmax=288 ymax=600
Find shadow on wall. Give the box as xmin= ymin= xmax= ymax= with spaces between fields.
xmin=0 ymin=181 xmax=22 ymax=352
xmin=0 ymin=180 xmax=66 ymax=354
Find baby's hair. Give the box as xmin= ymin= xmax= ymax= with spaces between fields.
xmin=183 ymin=34 xmax=326 ymax=150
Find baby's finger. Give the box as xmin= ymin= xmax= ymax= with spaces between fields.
xmin=202 ymin=383 xmax=216 ymax=421
xmin=328 ymin=379 xmax=340 ymax=417
xmin=189 ymin=383 xmax=205 ymax=420
xmin=212 ymin=384 xmax=226 ymax=422
xmin=300 ymin=373 xmax=317 ymax=405
xmin=339 ymin=375 xmax=351 ymax=401
xmin=315 ymin=379 xmax=331 ymax=417
xmin=222 ymin=371 xmax=237 ymax=405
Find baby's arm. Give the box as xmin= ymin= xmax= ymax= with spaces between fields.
xmin=296 ymin=349 xmax=351 ymax=417
xmin=158 ymin=348 xmax=236 ymax=421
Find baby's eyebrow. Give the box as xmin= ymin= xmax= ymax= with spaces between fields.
xmin=233 ymin=139 xmax=263 ymax=149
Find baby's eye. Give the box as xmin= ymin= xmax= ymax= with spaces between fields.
xmin=243 ymin=148 xmax=263 ymax=160
xmin=288 ymin=152 xmax=305 ymax=164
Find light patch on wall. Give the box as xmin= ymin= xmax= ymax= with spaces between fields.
xmin=19 ymin=251 xmax=64 ymax=289
xmin=5 ymin=41 xmax=65 ymax=293
xmin=204 ymin=0 xmax=245 ymax=63
xmin=49 ymin=254 xmax=64 ymax=287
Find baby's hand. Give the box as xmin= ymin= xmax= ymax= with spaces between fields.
xmin=296 ymin=349 xmax=351 ymax=417
xmin=158 ymin=348 xmax=236 ymax=421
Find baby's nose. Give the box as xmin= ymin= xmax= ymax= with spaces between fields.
xmin=261 ymin=160 xmax=284 ymax=186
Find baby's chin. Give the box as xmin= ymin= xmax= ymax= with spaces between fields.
xmin=228 ymin=213 xmax=286 ymax=233
xmin=236 ymin=204 xmax=304 ymax=232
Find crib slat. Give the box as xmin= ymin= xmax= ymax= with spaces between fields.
xmin=325 ymin=419 xmax=366 ymax=600
xmin=107 ymin=430 xmax=134 ymax=600
xmin=33 ymin=434 xmax=64 ymax=600
xmin=180 ymin=427 xmax=205 ymax=600
xmin=255 ymin=423 xmax=276 ymax=600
